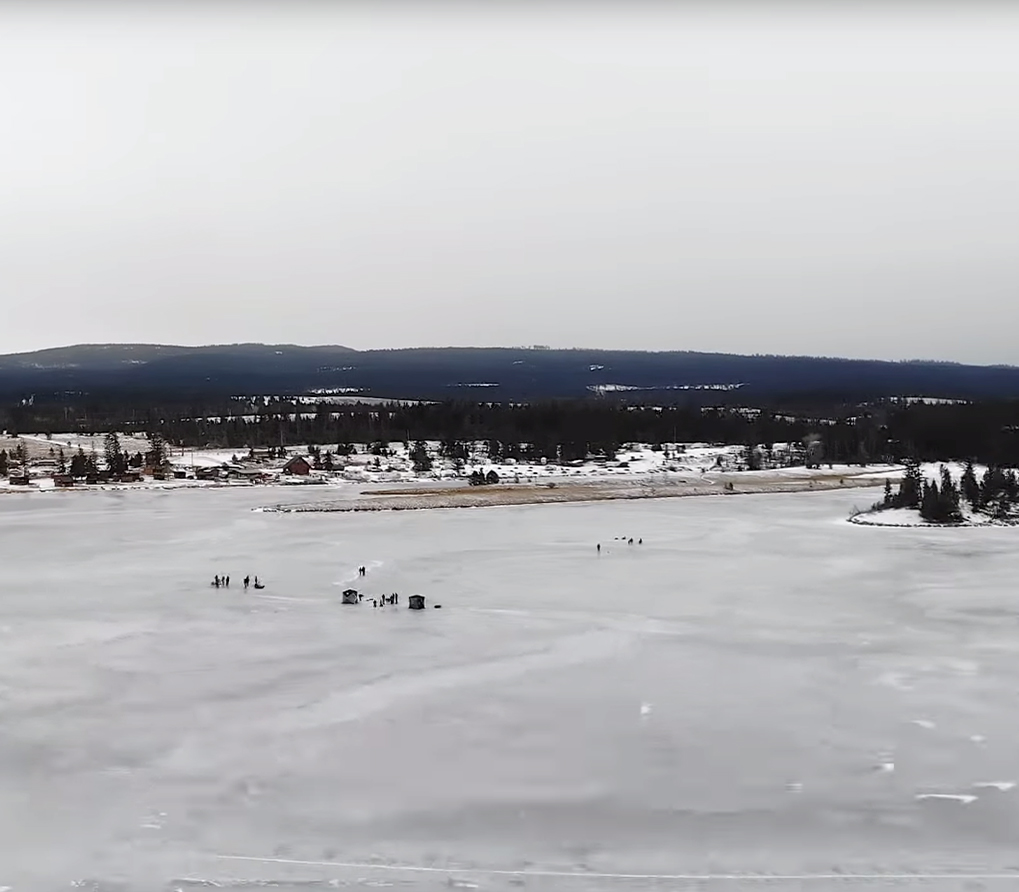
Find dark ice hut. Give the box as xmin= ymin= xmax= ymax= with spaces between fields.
xmin=408 ymin=594 xmax=426 ymax=610
xmin=341 ymin=589 xmax=359 ymax=605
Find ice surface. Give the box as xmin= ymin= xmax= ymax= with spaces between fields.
xmin=2 ymin=487 xmax=1019 ymax=890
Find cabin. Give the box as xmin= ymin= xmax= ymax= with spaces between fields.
xmin=227 ymin=467 xmax=269 ymax=483
xmin=195 ymin=467 xmax=222 ymax=481
xmin=115 ymin=471 xmax=142 ymax=483
xmin=8 ymin=474 xmax=31 ymax=486
xmin=408 ymin=594 xmax=426 ymax=610
xmin=282 ymin=455 xmax=312 ymax=476
xmin=341 ymin=588 xmax=359 ymax=605
xmin=52 ymin=474 xmax=75 ymax=488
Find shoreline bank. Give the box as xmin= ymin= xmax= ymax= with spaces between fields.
xmin=267 ymin=473 xmax=885 ymax=513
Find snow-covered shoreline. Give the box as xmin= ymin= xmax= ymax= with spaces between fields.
xmin=1 ymin=434 xmax=903 ymax=506
xmin=268 ymin=472 xmax=887 ymax=513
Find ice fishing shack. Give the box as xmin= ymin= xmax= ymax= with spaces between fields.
xmin=341 ymin=589 xmax=359 ymax=605
xmin=407 ymin=594 xmax=426 ymax=610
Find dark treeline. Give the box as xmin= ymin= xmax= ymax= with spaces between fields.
xmin=6 ymin=397 xmax=1019 ymax=467
xmin=879 ymin=459 xmax=1019 ymax=523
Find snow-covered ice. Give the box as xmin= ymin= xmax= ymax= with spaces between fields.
xmin=2 ymin=487 xmax=1019 ymax=889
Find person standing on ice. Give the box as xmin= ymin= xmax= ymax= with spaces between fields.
xmin=225 ymin=575 xmax=230 ymax=587
xmin=597 ymin=543 xmax=601 ymax=554
xmin=243 ymin=575 xmax=250 ymax=590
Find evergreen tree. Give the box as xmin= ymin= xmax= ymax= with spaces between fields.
xmin=104 ymin=432 xmax=126 ymax=474
xmin=69 ymin=447 xmax=88 ymax=478
xmin=744 ymin=442 xmax=761 ymax=471
xmin=85 ymin=449 xmax=99 ymax=477
xmin=898 ymin=458 xmax=923 ymax=509
xmin=57 ymin=448 xmax=67 ymax=474
xmin=980 ymin=467 xmax=1003 ymax=510
xmin=0 ymin=450 xmax=7 ymax=476
xmin=410 ymin=440 xmax=433 ymax=473
xmin=323 ymin=451 xmax=334 ymax=471
xmin=920 ymin=480 xmax=940 ymax=522
xmin=937 ymin=465 xmax=961 ymax=521
xmin=146 ymin=433 xmax=168 ymax=470
xmin=960 ymin=460 xmax=980 ymax=509
xmin=882 ymin=478 xmax=893 ymax=507
xmin=1008 ymin=470 xmax=1019 ymax=504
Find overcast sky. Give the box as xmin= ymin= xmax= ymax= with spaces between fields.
xmin=1 ymin=2 xmax=1017 ymax=363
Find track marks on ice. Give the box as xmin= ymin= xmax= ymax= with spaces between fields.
xmin=286 ymin=628 xmax=632 ymax=730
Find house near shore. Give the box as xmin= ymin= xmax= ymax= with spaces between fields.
xmin=52 ymin=474 xmax=75 ymax=488
xmin=227 ymin=467 xmax=270 ymax=483
xmin=282 ymin=455 xmax=312 ymax=476
xmin=8 ymin=473 xmax=31 ymax=486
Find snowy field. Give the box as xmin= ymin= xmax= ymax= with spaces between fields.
xmin=3 ymin=487 xmax=1019 ymax=889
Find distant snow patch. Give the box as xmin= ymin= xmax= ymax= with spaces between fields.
xmin=916 ymin=793 xmax=977 ymax=804
xmin=973 ymin=781 xmax=1015 ymax=792
xmin=587 ymin=382 xmax=745 ymax=395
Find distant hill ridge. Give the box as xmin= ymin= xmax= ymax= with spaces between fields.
xmin=1 ymin=343 xmax=1018 ymax=402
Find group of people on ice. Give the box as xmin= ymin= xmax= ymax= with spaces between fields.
xmin=596 ymin=537 xmax=642 ymax=553
xmin=349 ymin=590 xmax=399 ymax=609
xmin=211 ymin=574 xmax=263 ymax=590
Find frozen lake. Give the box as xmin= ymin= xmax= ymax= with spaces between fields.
xmin=3 ymin=486 xmax=1019 ymax=890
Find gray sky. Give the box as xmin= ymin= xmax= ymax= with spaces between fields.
xmin=2 ymin=2 xmax=1018 ymax=363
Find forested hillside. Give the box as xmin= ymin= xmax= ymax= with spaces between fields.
xmin=2 ymin=344 xmax=1019 ymax=403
